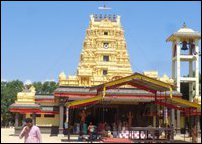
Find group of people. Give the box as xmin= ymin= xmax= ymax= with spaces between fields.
xmin=76 ymin=110 xmax=135 ymax=141
xmin=97 ymin=121 xmax=131 ymax=138
xmin=17 ymin=109 xmax=199 ymax=143
xmin=158 ymin=124 xmax=174 ymax=140
xmin=77 ymin=122 xmax=97 ymax=141
xmin=76 ymin=120 xmax=133 ymax=141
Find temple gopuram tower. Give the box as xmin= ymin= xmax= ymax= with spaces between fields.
xmin=59 ymin=14 xmax=133 ymax=86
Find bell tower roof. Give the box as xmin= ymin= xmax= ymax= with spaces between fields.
xmin=166 ymin=23 xmax=201 ymax=42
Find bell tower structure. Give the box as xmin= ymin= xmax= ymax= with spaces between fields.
xmin=166 ymin=23 xmax=201 ymax=102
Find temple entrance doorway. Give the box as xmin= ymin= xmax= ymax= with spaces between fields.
xmin=90 ymin=105 xmax=118 ymax=126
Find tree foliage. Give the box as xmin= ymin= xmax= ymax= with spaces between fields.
xmin=1 ymin=80 xmax=24 ymax=126
xmin=32 ymin=81 xmax=58 ymax=94
xmin=1 ymin=80 xmax=58 ymax=127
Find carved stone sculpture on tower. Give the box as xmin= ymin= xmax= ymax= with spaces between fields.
xmin=59 ymin=14 xmax=133 ymax=86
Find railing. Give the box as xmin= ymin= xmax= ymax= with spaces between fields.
xmin=128 ymin=127 xmax=174 ymax=143
xmin=69 ymin=125 xmax=175 ymax=142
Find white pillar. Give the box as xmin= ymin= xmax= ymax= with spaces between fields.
xmin=172 ymin=61 xmax=175 ymax=79
xmin=15 ymin=113 xmax=19 ymax=128
xmin=59 ymin=105 xmax=64 ymax=136
xmin=65 ymin=106 xmax=70 ymax=141
xmin=176 ymin=40 xmax=181 ymax=133
xmin=164 ymin=107 xmax=168 ymax=125
xmin=176 ymin=40 xmax=181 ymax=92
xmin=172 ymin=42 xmax=176 ymax=79
xmin=171 ymin=109 xmax=175 ymax=128
xmin=195 ymin=40 xmax=199 ymax=97
xmin=189 ymin=61 xmax=193 ymax=77
xmin=177 ymin=110 xmax=181 ymax=133
xmin=189 ymin=60 xmax=193 ymax=101
xmin=171 ymin=43 xmax=176 ymax=129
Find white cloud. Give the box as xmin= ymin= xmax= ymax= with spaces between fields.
xmin=41 ymin=79 xmax=56 ymax=84
xmin=45 ymin=79 xmax=56 ymax=82
xmin=1 ymin=79 xmax=8 ymax=82
xmin=24 ymin=80 xmax=32 ymax=85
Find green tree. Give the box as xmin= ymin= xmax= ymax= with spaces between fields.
xmin=1 ymin=80 xmax=58 ymax=127
xmin=32 ymin=82 xmax=43 ymax=94
xmin=42 ymin=81 xmax=58 ymax=94
xmin=33 ymin=81 xmax=58 ymax=94
xmin=1 ymin=80 xmax=24 ymax=126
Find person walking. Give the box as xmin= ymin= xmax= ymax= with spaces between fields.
xmin=19 ymin=118 xmax=42 ymax=143
xmin=88 ymin=122 xmax=94 ymax=142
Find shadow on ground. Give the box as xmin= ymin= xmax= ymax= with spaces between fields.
xmin=9 ymin=134 xmax=18 ymax=136
xmin=61 ymin=139 xmax=101 ymax=143
xmin=173 ymin=140 xmax=191 ymax=143
xmin=61 ymin=138 xmax=192 ymax=143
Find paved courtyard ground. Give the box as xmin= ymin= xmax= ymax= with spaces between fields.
xmin=1 ymin=128 xmax=201 ymax=143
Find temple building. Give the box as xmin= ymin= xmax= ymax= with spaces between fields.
xmin=9 ymin=13 xmax=201 ymax=136
xmin=59 ymin=14 xmax=133 ymax=87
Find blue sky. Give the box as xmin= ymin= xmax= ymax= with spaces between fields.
xmin=1 ymin=1 xmax=201 ymax=82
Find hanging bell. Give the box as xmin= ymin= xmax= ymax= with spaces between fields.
xmin=181 ymin=41 xmax=188 ymax=51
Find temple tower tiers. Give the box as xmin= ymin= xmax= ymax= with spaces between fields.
xmin=167 ymin=23 xmax=201 ymax=102
xmin=59 ymin=14 xmax=133 ymax=86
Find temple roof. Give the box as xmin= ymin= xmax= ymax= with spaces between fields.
xmin=54 ymin=86 xmax=181 ymax=96
xmin=40 ymin=106 xmax=58 ymax=112
xmin=9 ymin=103 xmax=40 ymax=109
xmin=166 ymin=23 xmax=201 ymax=42
xmin=35 ymin=95 xmax=54 ymax=99
xmin=9 ymin=103 xmax=58 ymax=114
